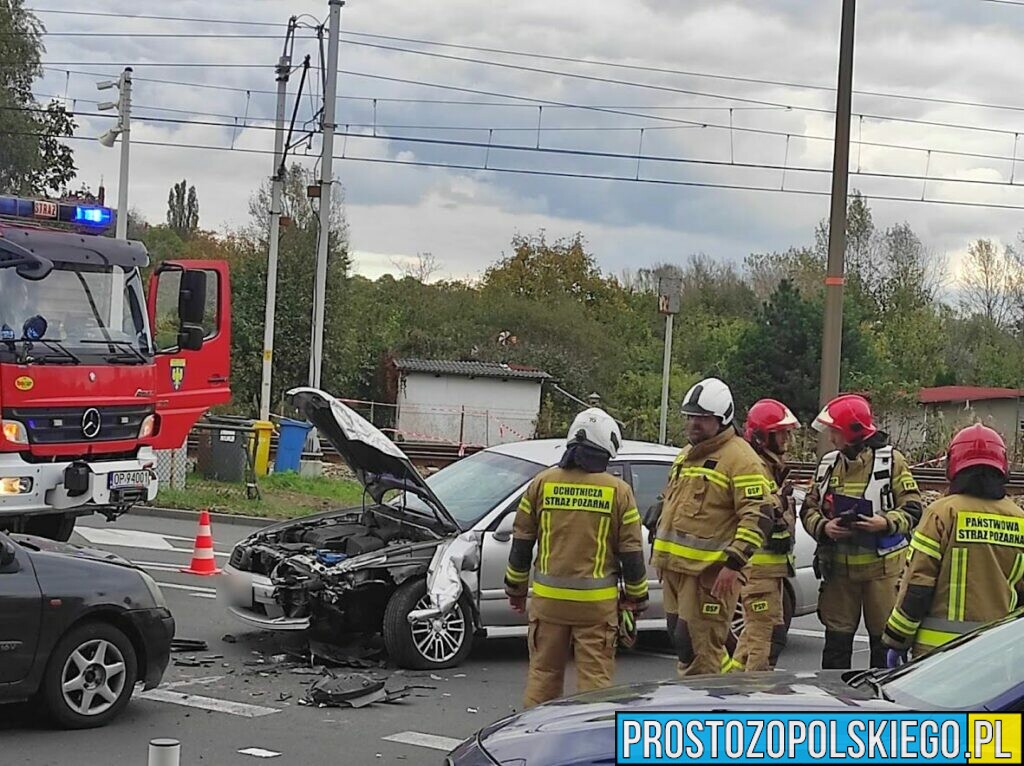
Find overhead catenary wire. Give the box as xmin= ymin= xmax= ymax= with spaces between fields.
xmin=6 ymin=112 xmax=1024 ymax=196
xmin=26 ymin=66 xmax=1024 ymax=169
xmin=26 ymin=6 xmax=1024 ymax=117
xmin=9 ymin=127 xmax=1024 ymax=213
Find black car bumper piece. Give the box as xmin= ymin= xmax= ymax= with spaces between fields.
xmin=125 ymin=607 xmax=175 ymax=690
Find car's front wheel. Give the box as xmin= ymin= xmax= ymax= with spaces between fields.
xmin=383 ymin=579 xmax=474 ymax=670
xmin=40 ymin=621 xmax=138 ymax=729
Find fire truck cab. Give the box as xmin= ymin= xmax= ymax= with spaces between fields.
xmin=0 ymin=195 xmax=230 ymax=540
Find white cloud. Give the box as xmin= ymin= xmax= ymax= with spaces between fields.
xmin=26 ymin=0 xmax=1024 ymax=280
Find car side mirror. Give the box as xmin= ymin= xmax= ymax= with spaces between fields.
xmin=0 ymin=539 xmax=18 ymax=571
xmin=177 ymin=323 xmax=204 ymax=351
xmin=178 ymin=269 xmax=208 ymax=326
xmin=492 ymin=513 xmax=515 ymax=542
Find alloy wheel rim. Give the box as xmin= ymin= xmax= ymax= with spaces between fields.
xmin=409 ymin=595 xmax=466 ymax=663
xmin=60 ymin=638 xmax=127 ymax=716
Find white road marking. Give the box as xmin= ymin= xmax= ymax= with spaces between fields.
xmin=161 ymin=676 xmax=225 ymax=689
xmin=191 ymin=593 xmax=217 ymax=599
xmin=383 ymin=732 xmax=464 ymax=752
xmin=75 ymin=527 xmax=176 ymax=550
xmin=789 ymin=628 xmax=869 ymax=643
xmin=238 ymin=748 xmax=282 ymax=759
xmin=75 ymin=527 xmax=229 ymax=555
xmin=138 ymin=689 xmax=279 ymax=718
xmin=155 ymin=581 xmax=216 ymax=594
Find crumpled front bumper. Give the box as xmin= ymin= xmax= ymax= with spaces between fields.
xmin=218 ymin=563 xmax=310 ymax=631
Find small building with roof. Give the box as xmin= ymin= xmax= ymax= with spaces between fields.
xmin=389 ymin=358 xmax=551 ymax=447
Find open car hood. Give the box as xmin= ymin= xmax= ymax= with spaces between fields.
xmin=287 ymin=387 xmax=460 ymax=532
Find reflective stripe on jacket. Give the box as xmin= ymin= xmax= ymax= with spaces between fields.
xmin=883 ymin=495 xmax=1024 ymax=653
xmin=504 ymin=466 xmax=647 ymax=625
xmin=652 ymin=427 xmax=775 ymax=576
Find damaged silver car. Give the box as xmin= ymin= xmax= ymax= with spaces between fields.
xmin=220 ymin=388 xmax=817 ymax=670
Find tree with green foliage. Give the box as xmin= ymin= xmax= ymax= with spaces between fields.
xmin=0 ymin=0 xmax=77 ymax=195
xmin=167 ymin=179 xmax=200 ymax=238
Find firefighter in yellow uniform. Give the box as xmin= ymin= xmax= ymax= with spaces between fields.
xmin=652 ymin=378 xmax=776 ymax=677
xmin=801 ymin=394 xmax=923 ymax=669
xmin=883 ymin=424 xmax=1024 ymax=666
xmin=729 ymin=398 xmax=799 ymax=672
xmin=505 ymin=408 xmax=648 ymax=708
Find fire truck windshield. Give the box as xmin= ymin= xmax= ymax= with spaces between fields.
xmin=0 ymin=262 xmax=152 ymax=364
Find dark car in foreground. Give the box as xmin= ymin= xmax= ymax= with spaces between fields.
xmin=448 ymin=609 xmax=1024 ymax=765
xmin=0 ymin=531 xmax=174 ymax=728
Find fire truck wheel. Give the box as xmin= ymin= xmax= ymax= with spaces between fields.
xmin=24 ymin=515 xmax=76 ymax=542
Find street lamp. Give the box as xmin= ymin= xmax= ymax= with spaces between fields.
xmin=96 ymin=67 xmax=133 ymax=240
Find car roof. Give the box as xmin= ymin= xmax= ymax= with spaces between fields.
xmin=485 ymin=438 xmax=680 ymax=466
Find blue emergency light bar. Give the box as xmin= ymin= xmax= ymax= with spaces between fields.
xmin=0 ymin=195 xmax=116 ymax=232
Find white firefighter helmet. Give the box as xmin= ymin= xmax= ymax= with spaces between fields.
xmin=566 ymin=407 xmax=621 ymax=459
xmin=680 ymin=377 xmax=735 ymax=425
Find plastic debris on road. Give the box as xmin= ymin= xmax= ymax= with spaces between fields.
xmin=238 ymin=748 xmax=282 ymax=759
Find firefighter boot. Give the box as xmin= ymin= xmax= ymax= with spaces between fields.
xmin=868 ymin=635 xmax=887 ymax=669
xmin=822 ymin=630 xmax=856 ymax=669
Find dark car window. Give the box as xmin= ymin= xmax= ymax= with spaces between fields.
xmin=882 ymin=613 xmax=1024 ymax=710
xmin=630 ymin=462 xmax=671 ymax=516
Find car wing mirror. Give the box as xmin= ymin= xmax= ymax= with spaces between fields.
xmin=0 ymin=539 xmax=19 ymax=571
xmin=492 ymin=513 xmax=515 ymax=542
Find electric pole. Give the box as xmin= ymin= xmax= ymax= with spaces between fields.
xmin=306 ymin=0 xmax=343 ymax=457
xmin=657 ymin=276 xmax=681 ymax=444
xmin=818 ymin=0 xmax=857 ymax=453
xmin=96 ymin=67 xmax=132 ymax=239
xmin=259 ymin=48 xmax=293 ymax=423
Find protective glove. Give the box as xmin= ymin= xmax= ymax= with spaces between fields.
xmin=886 ymin=648 xmax=908 ymax=669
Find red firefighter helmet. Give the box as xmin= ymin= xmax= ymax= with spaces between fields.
xmin=744 ymin=399 xmax=799 ymax=444
xmin=812 ymin=394 xmax=877 ymax=443
xmin=946 ymin=424 xmax=1008 ymax=481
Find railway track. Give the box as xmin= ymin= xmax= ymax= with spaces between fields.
xmin=186 ymin=428 xmax=1022 ymax=491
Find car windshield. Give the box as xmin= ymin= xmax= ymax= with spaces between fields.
xmin=0 ymin=262 xmax=151 ymax=361
xmin=881 ymin=612 xmax=1024 ymax=710
xmin=394 ymin=450 xmax=542 ymax=528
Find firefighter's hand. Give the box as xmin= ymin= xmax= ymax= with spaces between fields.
xmin=853 ymin=514 xmax=889 ymax=534
xmin=508 ymin=595 xmax=526 ymax=614
xmin=710 ymin=567 xmax=740 ymax=600
xmin=824 ymin=518 xmax=853 ymax=541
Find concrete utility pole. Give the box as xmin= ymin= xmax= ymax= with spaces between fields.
xmin=657 ymin=276 xmax=681 ymax=445
xmin=259 ymin=53 xmax=292 ymax=422
xmin=306 ymin=0 xmax=343 ymax=458
xmin=115 ymin=68 xmax=132 ymax=240
xmin=818 ymin=0 xmax=857 ymax=452
xmin=97 ymin=67 xmax=132 ymax=239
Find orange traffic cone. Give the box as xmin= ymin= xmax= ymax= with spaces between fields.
xmin=180 ymin=509 xmax=221 ymax=576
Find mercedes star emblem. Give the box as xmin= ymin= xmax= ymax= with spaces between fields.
xmin=81 ymin=408 xmax=102 ymax=439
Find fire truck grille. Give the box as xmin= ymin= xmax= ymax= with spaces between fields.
xmin=2 ymin=405 xmax=153 ymax=444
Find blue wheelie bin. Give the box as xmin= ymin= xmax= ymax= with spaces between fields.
xmin=274 ymin=417 xmax=313 ymax=473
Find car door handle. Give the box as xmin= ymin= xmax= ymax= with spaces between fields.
xmin=208 ymin=375 xmax=228 ymax=384
xmin=492 ymin=531 xmax=512 ymax=543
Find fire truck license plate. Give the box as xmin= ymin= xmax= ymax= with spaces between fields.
xmin=109 ymin=471 xmax=150 ymax=489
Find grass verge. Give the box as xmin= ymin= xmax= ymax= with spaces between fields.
xmin=152 ymin=471 xmax=366 ymax=519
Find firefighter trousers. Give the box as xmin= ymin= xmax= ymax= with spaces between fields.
xmin=732 ymin=578 xmax=784 ymax=672
xmin=523 ymin=617 xmax=618 ymax=708
xmin=661 ymin=568 xmax=740 ymax=677
xmin=817 ymin=570 xmax=899 ymax=669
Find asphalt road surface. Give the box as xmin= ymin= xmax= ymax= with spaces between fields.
xmin=4 ymin=510 xmax=874 ymax=765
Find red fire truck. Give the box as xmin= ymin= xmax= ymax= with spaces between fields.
xmin=0 ymin=195 xmax=231 ymax=540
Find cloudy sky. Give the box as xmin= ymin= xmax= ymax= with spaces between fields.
xmin=28 ymin=0 xmax=1024 ymax=281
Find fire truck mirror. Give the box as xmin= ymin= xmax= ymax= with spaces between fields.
xmin=177 ymin=323 xmax=205 ymax=352
xmin=177 ymin=270 xmax=208 ymax=326
xmin=14 ymin=257 xmax=53 ymax=281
